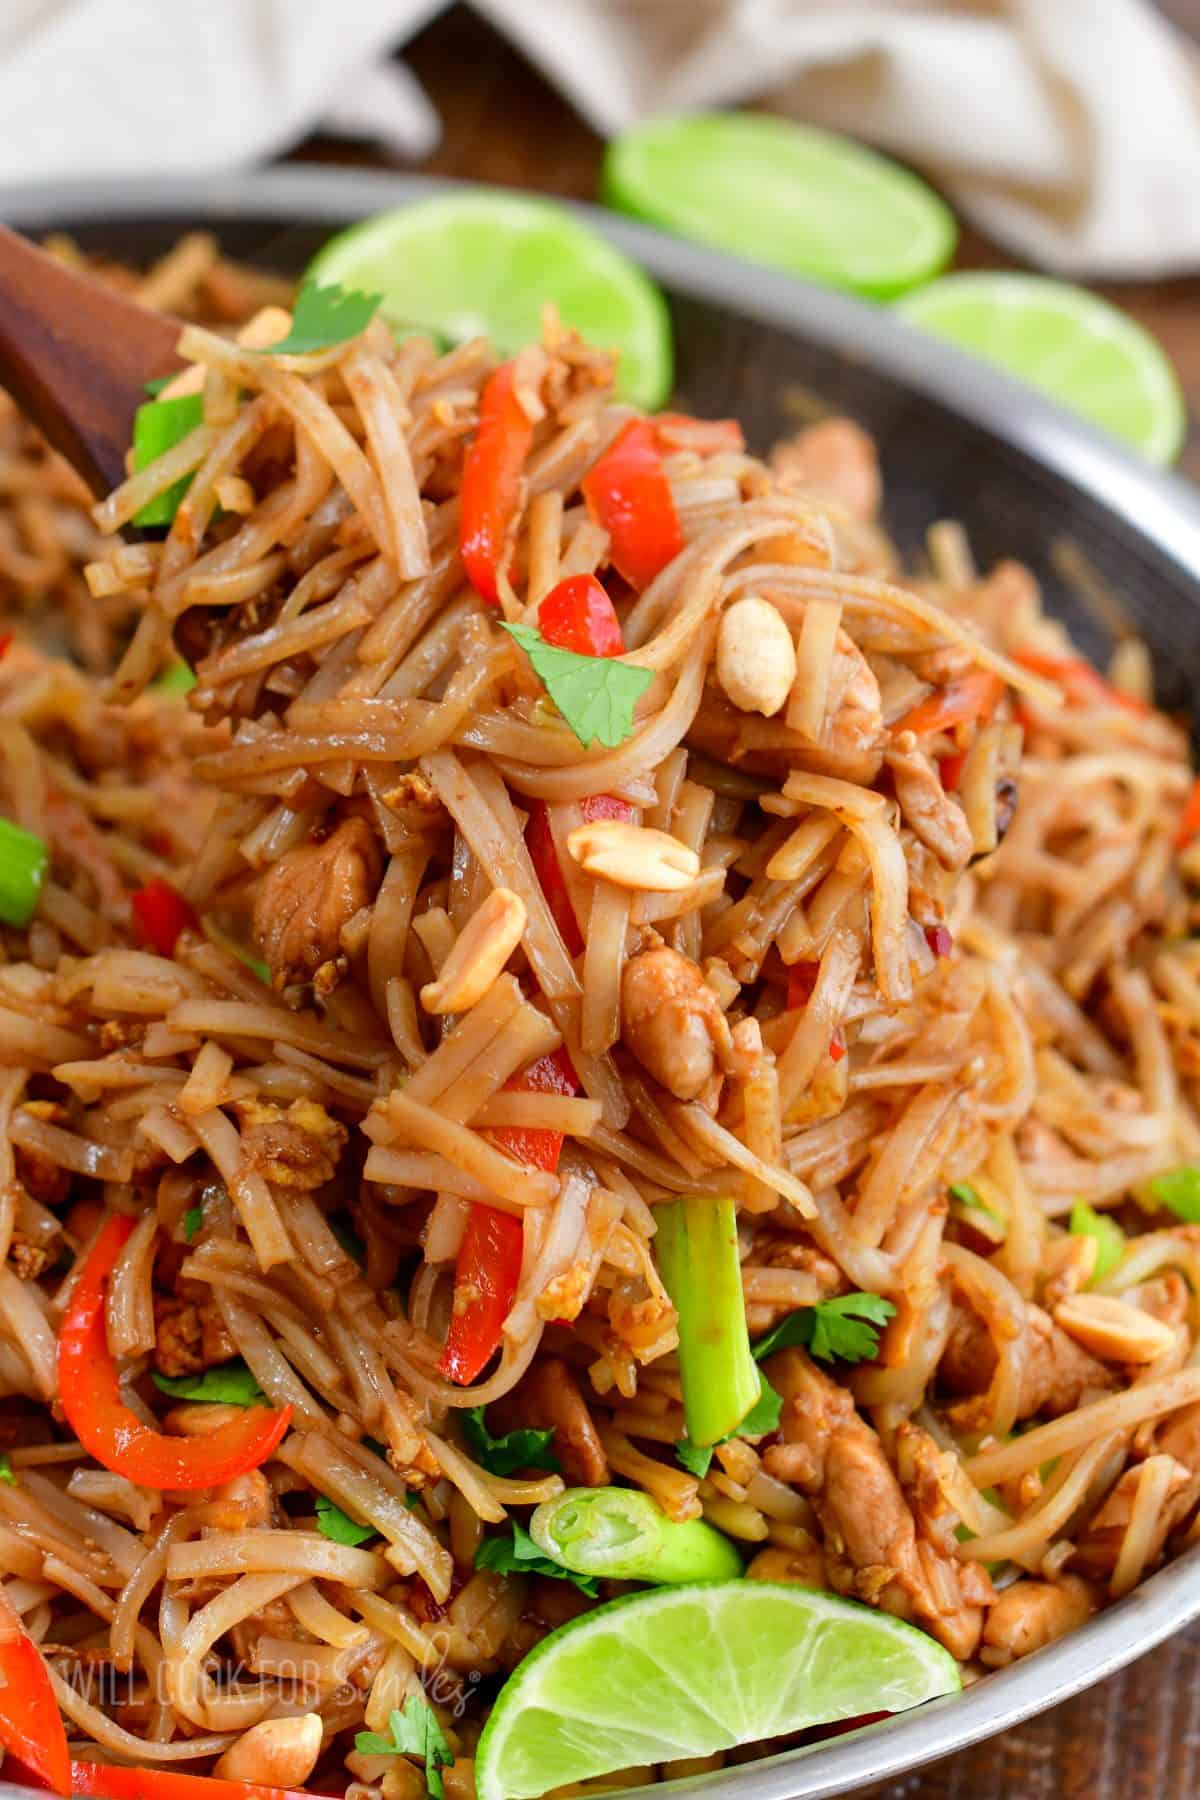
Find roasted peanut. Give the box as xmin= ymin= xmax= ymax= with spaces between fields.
xmin=566 ymin=820 xmax=699 ymax=892
xmin=215 ymin=1713 xmax=323 ymax=1786
xmin=716 ymin=595 xmax=797 ymax=717
xmin=420 ymin=888 xmax=527 ymax=1014
xmin=1053 ymin=1292 xmax=1176 ymax=1364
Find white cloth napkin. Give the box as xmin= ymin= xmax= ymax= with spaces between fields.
xmin=2 ymin=0 xmax=1199 ymax=278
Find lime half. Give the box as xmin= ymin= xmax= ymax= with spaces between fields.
xmin=474 ymin=1581 xmax=960 ymax=1800
xmin=603 ymin=113 xmax=956 ymax=300
xmin=896 ymin=273 xmax=1185 ymax=465
xmin=306 ymin=193 xmax=672 ymax=409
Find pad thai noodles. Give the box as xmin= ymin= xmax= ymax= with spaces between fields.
xmin=3 ymin=230 xmax=1200 ymax=1798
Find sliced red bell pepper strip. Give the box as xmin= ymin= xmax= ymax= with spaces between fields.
xmin=786 ymin=961 xmax=819 ymax=1010
xmin=582 ymin=419 xmax=683 ymax=592
xmin=130 ymin=877 xmax=198 ymax=958
xmin=1177 ymin=775 xmax=1200 ymax=850
xmin=937 ymin=750 xmax=967 ymax=793
xmin=439 ymin=1047 xmax=581 ymax=1388
xmin=0 ymin=1627 xmax=70 ymax=1794
xmin=524 ymin=575 xmax=634 ymax=952
xmin=525 ymin=791 xmax=634 ymax=959
xmin=896 ymin=669 xmax=1005 ymax=739
xmin=460 ymin=361 xmax=534 ymax=606
xmin=488 ymin=1045 xmax=579 ymax=1175
xmin=525 ymin=801 xmax=584 ymax=957
xmin=69 ymin=1760 xmax=336 ymax=1800
xmin=439 ymin=1204 xmax=523 ymax=1387
xmin=58 ymin=1215 xmax=292 ymax=1490
xmin=1014 ymin=649 xmax=1150 ymax=716
xmin=537 ymin=573 xmax=623 ymax=657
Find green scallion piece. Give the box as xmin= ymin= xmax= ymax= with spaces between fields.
xmin=530 ymin=1486 xmax=742 ymax=1585
xmin=654 ymin=1193 xmax=760 ymax=1447
xmin=1069 ymin=1201 xmax=1125 ymax=1282
xmin=0 ymin=817 xmax=48 ymax=927
xmin=152 ymin=660 xmax=197 ymax=695
xmin=1147 ymin=1166 xmax=1200 ymax=1223
xmin=132 ymin=394 xmax=204 ymax=527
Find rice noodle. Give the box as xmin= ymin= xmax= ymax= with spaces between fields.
xmin=6 ymin=246 xmax=1200 ymax=1775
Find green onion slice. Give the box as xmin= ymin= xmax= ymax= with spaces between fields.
xmin=530 ymin=1487 xmax=742 ymax=1585
xmin=654 ymin=1193 xmax=760 ymax=1447
xmin=0 ymin=817 xmax=49 ymax=927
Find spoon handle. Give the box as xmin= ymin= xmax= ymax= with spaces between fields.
xmin=0 ymin=223 xmax=182 ymax=498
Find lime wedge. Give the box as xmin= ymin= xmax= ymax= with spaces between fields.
xmin=896 ymin=273 xmax=1185 ymax=465
xmin=474 ymin=1580 xmax=960 ymax=1800
xmin=603 ymin=113 xmax=956 ymax=300
xmin=306 ymin=193 xmax=672 ymax=409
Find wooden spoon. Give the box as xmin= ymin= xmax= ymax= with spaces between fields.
xmin=0 ymin=223 xmax=182 ymax=499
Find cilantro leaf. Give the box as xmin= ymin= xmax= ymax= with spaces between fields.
xmin=474 ymin=1521 xmax=600 ymax=1598
xmin=181 ymin=1206 xmax=203 ymax=1243
xmin=675 ymin=1374 xmax=782 ymax=1476
xmin=256 ymin=280 xmax=382 ymax=356
xmin=0 ymin=1452 xmax=15 ymax=1486
xmin=1148 ymin=1166 xmax=1200 ymax=1223
xmin=673 ymin=1437 xmax=713 ymax=1478
xmin=738 ymin=1376 xmax=783 ymax=1435
xmin=152 ymin=1359 xmax=267 ymax=1406
xmin=315 ymin=1494 xmax=376 ymax=1547
xmin=501 ymin=621 xmax=653 ymax=750
xmin=1069 ymin=1201 xmax=1125 ymax=1283
xmin=751 ymin=1293 xmax=896 ymax=1366
xmin=462 ymin=1405 xmax=560 ymax=1478
xmin=354 ymin=1695 xmax=453 ymax=1800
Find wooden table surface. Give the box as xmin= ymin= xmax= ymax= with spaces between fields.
xmin=298 ymin=7 xmax=1200 ymax=1794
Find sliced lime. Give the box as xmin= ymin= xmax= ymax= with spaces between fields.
xmin=306 ymin=193 xmax=672 ymax=409
xmin=474 ymin=1580 xmax=960 ymax=1800
xmin=603 ymin=112 xmax=956 ymax=300
xmin=896 ymin=273 xmax=1185 ymax=465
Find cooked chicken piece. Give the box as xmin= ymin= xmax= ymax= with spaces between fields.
xmin=886 ymin=746 xmax=974 ymax=870
xmin=939 ymin=1300 xmax=1114 ymax=1428
xmin=771 ymin=419 xmax=881 ymax=522
xmin=233 ymin=1097 xmax=347 ymax=1190
xmin=767 ymin=1349 xmax=992 ymax=1659
xmin=153 ymin=1292 xmax=237 ymax=1378
xmin=1072 ymin=1457 xmax=1200 ymax=1579
xmin=754 ymin=1235 xmax=845 ymax=1295
xmin=684 ymin=681 xmax=884 ymax=788
xmin=621 ymin=941 xmax=736 ymax=1102
xmin=745 ymin=1538 xmax=827 ymax=1588
xmin=197 ymin=1470 xmax=276 ymax=1533
xmin=254 ymin=816 xmax=382 ymax=987
xmin=492 ymin=1356 xmax=609 ymax=1488
xmin=982 ymin=1575 xmax=1096 ymax=1661
xmin=825 ymin=629 xmax=884 ymax=759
